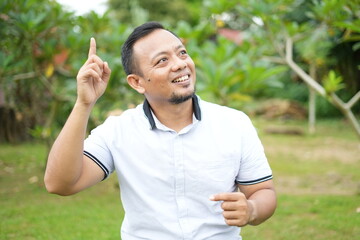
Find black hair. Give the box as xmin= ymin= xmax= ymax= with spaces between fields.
xmin=121 ymin=22 xmax=180 ymax=76
xmin=121 ymin=22 xmax=164 ymax=76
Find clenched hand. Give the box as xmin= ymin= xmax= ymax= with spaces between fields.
xmin=210 ymin=192 xmax=257 ymax=227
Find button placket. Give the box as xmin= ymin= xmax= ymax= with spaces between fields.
xmin=173 ymin=134 xmax=191 ymax=238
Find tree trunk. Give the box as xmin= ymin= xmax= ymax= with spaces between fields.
xmin=308 ymin=64 xmax=317 ymax=134
xmin=0 ymin=106 xmax=30 ymax=143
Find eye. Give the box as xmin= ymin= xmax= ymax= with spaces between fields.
xmin=180 ymin=50 xmax=187 ymax=55
xmin=156 ymin=57 xmax=167 ymax=65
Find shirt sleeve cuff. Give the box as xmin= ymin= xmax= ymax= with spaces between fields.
xmin=236 ymin=175 xmax=273 ymax=185
xmin=84 ymin=150 xmax=110 ymax=180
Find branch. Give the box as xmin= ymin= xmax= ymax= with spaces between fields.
xmin=285 ymin=37 xmax=326 ymax=97
xmin=346 ymin=91 xmax=360 ymax=109
xmin=283 ymin=37 xmax=360 ymax=139
xmin=55 ymin=66 xmax=73 ymax=77
xmin=8 ymin=70 xmax=72 ymax=102
xmin=285 ymin=37 xmax=293 ymax=60
xmin=12 ymin=72 xmax=37 ymax=81
xmin=331 ymin=93 xmax=360 ymax=136
xmin=329 ymin=92 xmax=345 ymax=110
xmin=262 ymin=21 xmax=286 ymax=58
xmin=38 ymin=73 xmax=72 ymax=102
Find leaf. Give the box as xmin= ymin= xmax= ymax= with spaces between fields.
xmin=323 ymin=70 xmax=345 ymax=94
xmin=45 ymin=63 xmax=54 ymax=78
xmin=0 ymin=52 xmax=14 ymax=69
xmin=353 ymin=42 xmax=360 ymax=51
xmin=334 ymin=20 xmax=360 ymax=33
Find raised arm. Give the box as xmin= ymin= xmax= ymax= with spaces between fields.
xmin=44 ymin=38 xmax=111 ymax=196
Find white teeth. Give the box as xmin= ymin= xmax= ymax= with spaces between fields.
xmin=173 ymin=75 xmax=189 ymax=83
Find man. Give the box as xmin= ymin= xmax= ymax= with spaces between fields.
xmin=45 ymin=22 xmax=276 ymax=239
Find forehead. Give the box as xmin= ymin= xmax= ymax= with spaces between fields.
xmin=133 ymin=29 xmax=184 ymax=60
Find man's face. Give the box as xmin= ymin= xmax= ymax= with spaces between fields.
xmin=132 ymin=29 xmax=196 ymax=105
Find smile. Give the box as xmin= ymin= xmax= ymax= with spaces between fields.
xmin=172 ymin=75 xmax=189 ymax=83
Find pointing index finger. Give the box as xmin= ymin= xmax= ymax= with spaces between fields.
xmin=88 ymin=37 xmax=96 ymax=58
xmin=209 ymin=192 xmax=245 ymax=201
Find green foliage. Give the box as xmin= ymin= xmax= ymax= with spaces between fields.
xmin=107 ymin=0 xmax=197 ymax=26
xmin=0 ymin=0 xmax=161 ymax=142
xmin=295 ymin=24 xmax=334 ymax=64
xmin=174 ymin=20 xmax=216 ymax=44
xmin=63 ymin=13 xmax=139 ymax=127
xmin=203 ymin=0 xmax=238 ymax=14
xmin=2 ymin=0 xmax=359 ymax=143
xmin=206 ymin=0 xmax=359 ymax=122
xmin=217 ymin=0 xmax=360 ymax=93
xmin=323 ymin=70 xmax=345 ymax=94
xmin=191 ymin=36 xmax=286 ymax=108
xmin=1 ymin=0 xmax=76 ymax=143
xmin=309 ymin=0 xmax=352 ymax=23
xmin=1 ymin=0 xmax=297 ymax=143
xmin=0 ymin=0 xmax=141 ymax=142
xmin=174 ymin=19 xmax=287 ymax=110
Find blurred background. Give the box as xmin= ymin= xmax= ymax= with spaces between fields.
xmin=1 ymin=0 xmax=359 ymax=239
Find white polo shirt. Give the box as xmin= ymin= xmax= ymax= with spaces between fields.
xmin=84 ymin=95 xmax=272 ymax=240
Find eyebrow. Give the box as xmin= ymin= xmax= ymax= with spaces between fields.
xmin=151 ymin=44 xmax=184 ymax=63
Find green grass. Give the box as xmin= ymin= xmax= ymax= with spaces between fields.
xmin=1 ymin=118 xmax=359 ymax=239
xmin=1 ymin=184 xmax=123 ymax=240
xmin=242 ymin=195 xmax=360 ymax=240
xmin=0 ymin=144 xmax=123 ymax=240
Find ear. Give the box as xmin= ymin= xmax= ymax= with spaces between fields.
xmin=127 ymin=74 xmax=145 ymax=94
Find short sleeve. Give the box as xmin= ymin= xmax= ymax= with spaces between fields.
xmin=236 ymin=113 xmax=273 ymax=185
xmin=83 ymin=117 xmax=116 ymax=180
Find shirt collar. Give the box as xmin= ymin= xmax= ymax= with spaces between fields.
xmin=143 ymin=94 xmax=202 ymax=130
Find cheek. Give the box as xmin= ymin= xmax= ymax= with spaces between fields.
xmin=147 ymin=75 xmax=168 ymax=90
xmin=149 ymin=69 xmax=170 ymax=84
xmin=188 ymin=57 xmax=195 ymax=65
xmin=187 ymin=58 xmax=196 ymax=71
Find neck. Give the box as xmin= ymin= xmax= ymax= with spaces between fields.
xmin=149 ymin=98 xmax=194 ymax=132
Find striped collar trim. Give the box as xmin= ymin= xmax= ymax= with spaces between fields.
xmin=143 ymin=94 xmax=201 ymax=130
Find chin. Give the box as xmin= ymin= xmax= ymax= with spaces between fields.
xmin=169 ymin=90 xmax=195 ymax=105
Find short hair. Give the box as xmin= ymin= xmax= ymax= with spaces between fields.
xmin=121 ymin=22 xmax=179 ymax=76
xmin=121 ymin=22 xmax=164 ymax=76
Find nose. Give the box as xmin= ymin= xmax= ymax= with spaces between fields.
xmin=171 ymin=57 xmax=187 ymax=72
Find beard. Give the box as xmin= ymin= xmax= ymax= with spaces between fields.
xmin=168 ymin=89 xmax=195 ymax=105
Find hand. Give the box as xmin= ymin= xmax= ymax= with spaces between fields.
xmin=210 ymin=192 xmax=256 ymax=227
xmin=76 ymin=37 xmax=111 ymax=106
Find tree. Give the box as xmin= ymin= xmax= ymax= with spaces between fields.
xmin=0 ymin=0 xmax=136 ymax=144
xmin=106 ymin=0 xmax=198 ymax=26
xmin=0 ymin=0 xmax=75 ymax=143
xmin=205 ymin=0 xmax=360 ymax=138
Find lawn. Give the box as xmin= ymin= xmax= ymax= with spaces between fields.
xmin=1 ymin=118 xmax=359 ymax=239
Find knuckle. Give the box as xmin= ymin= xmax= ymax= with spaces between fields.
xmin=236 ymin=201 xmax=245 ymax=209
xmin=88 ymin=55 xmax=96 ymax=60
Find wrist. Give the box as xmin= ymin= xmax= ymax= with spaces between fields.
xmin=73 ymin=100 xmax=95 ymax=116
xmin=247 ymin=200 xmax=258 ymax=225
xmin=75 ymin=98 xmax=95 ymax=109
